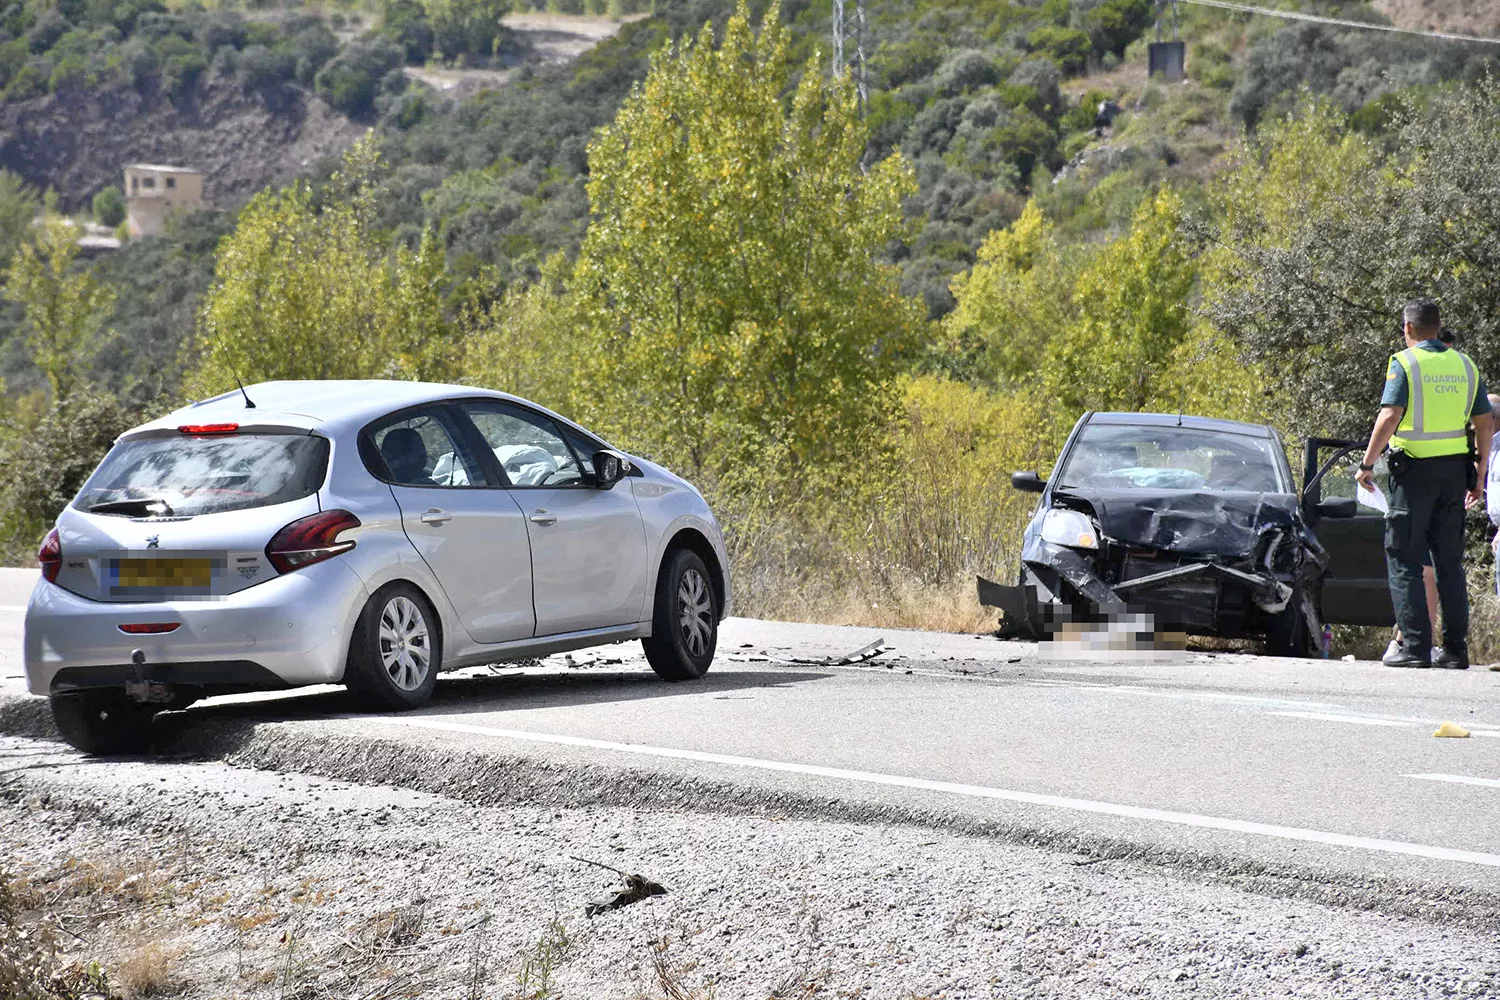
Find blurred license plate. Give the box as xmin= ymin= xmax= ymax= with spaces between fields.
xmin=113 ymin=558 xmax=212 ymax=589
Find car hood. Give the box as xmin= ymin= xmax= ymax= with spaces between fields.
xmin=1053 ymin=489 xmax=1308 ymax=558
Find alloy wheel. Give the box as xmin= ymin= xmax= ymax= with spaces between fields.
xmin=378 ymin=595 xmax=432 ymax=691
xmin=677 ymin=567 xmax=714 ymax=657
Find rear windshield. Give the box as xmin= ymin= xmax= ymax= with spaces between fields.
xmin=74 ymin=433 xmax=330 ymax=517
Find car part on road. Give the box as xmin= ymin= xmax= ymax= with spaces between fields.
xmin=346 ymin=583 xmax=442 ymax=710
xmin=49 ymin=690 xmax=157 ymax=754
xmin=571 ymin=855 xmax=669 ymax=917
xmin=643 ymin=548 xmax=719 ymax=681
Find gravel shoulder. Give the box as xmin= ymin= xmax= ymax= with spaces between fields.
xmin=5 ymin=736 xmax=1499 ymax=1000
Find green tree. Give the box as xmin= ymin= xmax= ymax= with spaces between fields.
xmin=575 ymin=0 xmax=922 ymax=485
xmin=188 ymin=138 xmax=452 ymax=397
xmin=421 ymin=0 xmax=509 ymax=60
xmin=0 ymin=170 xmax=39 ymax=266
xmin=943 ymin=200 xmax=1081 ymax=385
xmin=1200 ymin=85 xmax=1500 ymax=437
xmin=1042 ymin=187 xmax=1197 ymax=413
xmin=92 ymin=184 xmax=125 ymax=227
xmin=4 ymin=214 xmax=115 ymax=400
xmin=460 ymin=251 xmax=584 ymax=414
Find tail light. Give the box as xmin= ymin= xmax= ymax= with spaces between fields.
xmin=178 ymin=423 xmax=239 ymax=435
xmin=38 ymin=528 xmax=61 ymax=583
xmin=266 ymin=510 xmax=361 ymax=574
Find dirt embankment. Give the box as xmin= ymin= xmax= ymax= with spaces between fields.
xmin=0 ymin=81 xmax=364 ymax=211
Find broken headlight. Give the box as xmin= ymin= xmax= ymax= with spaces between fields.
xmin=1039 ymin=508 xmax=1100 ymax=549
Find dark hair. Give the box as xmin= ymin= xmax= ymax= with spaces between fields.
xmin=1403 ymin=298 xmax=1441 ymax=334
xmin=1439 ymin=327 xmax=1457 ymax=345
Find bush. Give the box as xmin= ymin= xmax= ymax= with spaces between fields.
xmin=1026 ymin=25 xmax=1091 ymax=76
xmin=92 ymin=185 xmax=125 ymax=227
xmin=315 ymin=36 xmax=405 ymax=116
xmin=0 ymin=389 xmax=147 ymax=565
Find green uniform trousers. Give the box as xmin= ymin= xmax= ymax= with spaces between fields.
xmin=1385 ymin=453 xmax=1469 ymax=654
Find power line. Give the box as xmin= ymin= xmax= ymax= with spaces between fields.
xmin=1178 ymin=0 xmax=1500 ymax=46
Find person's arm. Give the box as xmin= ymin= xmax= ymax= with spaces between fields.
xmin=1469 ymin=410 xmax=1493 ymax=508
xmin=1356 ymin=406 xmax=1403 ymax=490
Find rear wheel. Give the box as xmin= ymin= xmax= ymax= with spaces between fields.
xmin=345 ymin=583 xmax=441 ymax=710
xmin=50 ymin=692 xmax=157 ymax=755
xmin=642 ymin=549 xmax=718 ymax=681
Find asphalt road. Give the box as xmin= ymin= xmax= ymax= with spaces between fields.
xmin=4 ymin=566 xmax=1500 ymax=909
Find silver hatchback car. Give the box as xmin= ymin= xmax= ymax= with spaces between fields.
xmin=24 ymin=380 xmax=730 ymax=753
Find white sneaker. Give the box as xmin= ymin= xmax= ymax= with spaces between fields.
xmin=1385 ymin=639 xmax=1401 ymax=659
xmin=1431 ymin=646 xmax=1443 ymax=663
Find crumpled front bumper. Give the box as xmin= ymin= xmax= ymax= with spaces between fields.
xmin=981 ymin=536 xmax=1306 ymax=640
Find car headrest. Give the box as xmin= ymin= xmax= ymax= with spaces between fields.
xmin=380 ymin=427 xmax=429 ymax=482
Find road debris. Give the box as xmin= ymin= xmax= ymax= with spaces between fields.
xmin=570 ymin=856 xmax=669 ymax=917
xmin=728 ymin=639 xmax=893 ymax=667
xmin=1433 ymin=721 xmax=1471 ymax=739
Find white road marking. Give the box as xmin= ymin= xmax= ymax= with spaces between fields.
xmin=383 ymin=717 xmax=1500 ymax=869
xmin=1409 ymin=774 xmax=1500 ymax=789
xmin=0 ymin=605 xmax=25 ymax=613
xmin=1270 ymin=711 xmax=1415 ymax=727
xmin=1271 ymin=710 xmax=1500 ymax=734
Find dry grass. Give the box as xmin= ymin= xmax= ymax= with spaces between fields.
xmin=113 ymin=940 xmax=180 ymax=998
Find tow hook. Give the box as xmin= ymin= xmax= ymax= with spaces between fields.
xmin=124 ymin=648 xmax=174 ymax=705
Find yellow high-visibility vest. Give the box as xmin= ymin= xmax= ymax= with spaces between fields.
xmin=1389 ymin=346 xmax=1479 ymax=458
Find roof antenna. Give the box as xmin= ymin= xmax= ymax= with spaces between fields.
xmin=234 ymin=374 xmax=257 ymax=409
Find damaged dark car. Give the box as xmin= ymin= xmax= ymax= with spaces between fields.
xmin=981 ymin=412 xmax=1396 ymax=656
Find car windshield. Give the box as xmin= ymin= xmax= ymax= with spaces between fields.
xmin=74 ymin=433 xmax=330 ymax=516
xmin=1055 ymin=424 xmax=1285 ymax=492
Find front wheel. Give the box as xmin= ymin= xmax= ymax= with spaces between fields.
xmin=345 ymin=583 xmax=442 ymax=710
xmin=642 ymin=549 xmax=718 ymax=681
xmin=1266 ymin=585 xmax=1316 ymax=658
xmin=50 ymin=692 xmax=157 ymax=755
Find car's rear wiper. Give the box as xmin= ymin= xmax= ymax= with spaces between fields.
xmin=87 ymin=498 xmax=176 ymax=517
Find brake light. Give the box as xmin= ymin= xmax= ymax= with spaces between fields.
xmin=119 ymin=623 xmax=181 ymax=635
xmin=177 ymin=423 xmax=239 ymax=435
xmin=38 ymin=528 xmax=61 ymax=583
xmin=266 ymin=510 xmax=361 ymax=574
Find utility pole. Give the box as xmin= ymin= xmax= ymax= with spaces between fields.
xmin=832 ymin=0 xmax=868 ymax=117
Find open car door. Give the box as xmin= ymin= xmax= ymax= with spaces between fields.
xmin=1302 ymin=438 xmax=1396 ymax=627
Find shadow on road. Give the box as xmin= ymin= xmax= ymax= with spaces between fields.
xmin=150 ymin=666 xmax=830 ymax=740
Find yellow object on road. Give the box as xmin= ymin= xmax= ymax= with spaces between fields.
xmin=1433 ymin=721 xmax=1471 ymax=738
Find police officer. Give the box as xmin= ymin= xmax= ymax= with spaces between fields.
xmin=1356 ymin=300 xmax=1494 ymax=669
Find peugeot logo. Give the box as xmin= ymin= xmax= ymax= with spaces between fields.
xmin=145 ymin=535 xmax=159 ymax=549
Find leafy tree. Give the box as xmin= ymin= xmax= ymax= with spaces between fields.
xmin=92 ymin=184 xmax=125 ymax=227
xmin=421 ymin=0 xmax=509 ymax=61
xmin=4 ymin=215 xmax=115 ymax=400
xmin=0 ymin=170 xmax=39 ymax=267
xmin=575 ymin=0 xmax=922 ymax=484
xmin=943 ymin=200 xmax=1080 ymax=385
xmin=1041 ymin=187 xmax=1196 ymax=413
xmin=188 ymin=138 xmax=453 ymax=397
xmin=0 ymin=387 xmax=145 ymax=565
xmin=314 ymin=36 xmax=404 ymax=116
xmin=1199 ymin=86 xmax=1500 ymax=437
xmin=460 ymin=251 xmax=584 ymax=413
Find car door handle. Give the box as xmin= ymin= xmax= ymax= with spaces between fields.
xmin=529 ymin=509 xmax=557 ymax=527
xmin=420 ymin=508 xmax=452 ymax=526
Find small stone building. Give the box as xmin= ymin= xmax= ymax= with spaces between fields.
xmin=124 ymin=164 xmax=203 ymax=237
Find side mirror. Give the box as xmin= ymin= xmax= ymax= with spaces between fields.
xmin=593 ymin=449 xmax=632 ymax=489
xmin=1314 ymin=497 xmax=1358 ymax=520
xmin=1011 ymin=471 xmax=1047 ymax=494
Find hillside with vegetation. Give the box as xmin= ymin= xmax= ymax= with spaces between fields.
xmin=3 ymin=0 xmax=1500 ymax=635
